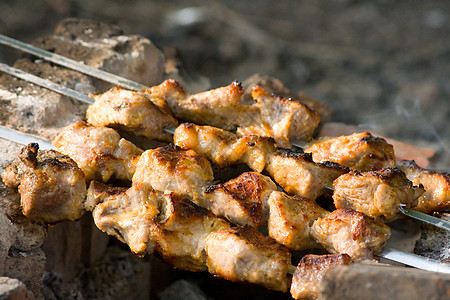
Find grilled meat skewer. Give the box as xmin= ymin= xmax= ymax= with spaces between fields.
xmin=174 ymin=123 xmax=349 ymax=201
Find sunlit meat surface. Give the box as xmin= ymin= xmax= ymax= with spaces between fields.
xmin=333 ymin=168 xmax=423 ymax=222
xmin=290 ymin=253 xmax=352 ymax=300
xmin=132 ymin=145 xmax=214 ymax=203
xmin=204 ymin=172 xmax=277 ymax=227
xmin=397 ymin=160 xmax=450 ymax=213
xmin=174 ymin=123 xmax=276 ymax=172
xmin=311 ymin=208 xmax=391 ymax=260
xmin=205 ymin=225 xmax=291 ymax=292
xmin=266 ymin=149 xmax=349 ymax=200
xmin=86 ymin=181 xmax=159 ymax=257
xmin=304 ymin=132 xmax=396 ymax=171
xmin=267 ymin=191 xmax=329 ymax=250
xmin=153 ymin=192 xmax=230 ymax=272
xmin=2 ymin=143 xmax=86 ymax=223
xmin=145 ymin=79 xmax=321 ymax=147
xmin=86 ymin=86 xmax=178 ymax=142
xmin=53 ymin=121 xmax=143 ymax=182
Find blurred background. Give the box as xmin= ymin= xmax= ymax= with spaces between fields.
xmin=0 ymin=0 xmax=449 ymax=170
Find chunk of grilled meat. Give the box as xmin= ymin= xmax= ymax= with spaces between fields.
xmin=204 ymin=172 xmax=277 ymax=228
xmin=132 ymin=145 xmax=214 ymax=203
xmin=174 ymin=123 xmax=276 ymax=172
xmin=133 ymin=145 xmax=277 ymax=227
xmin=205 ymin=225 xmax=291 ymax=292
xmin=237 ymin=86 xmax=321 ymax=147
xmin=267 ymin=191 xmax=329 ymax=250
xmin=153 ymin=192 xmax=230 ymax=272
xmin=333 ymin=168 xmax=424 ymax=222
xmin=397 ymin=160 xmax=450 ymax=213
xmin=145 ymin=79 xmax=321 ymax=147
xmin=53 ymin=121 xmax=143 ymax=182
xmin=86 ymin=86 xmax=178 ymax=142
xmin=304 ymin=132 xmax=396 ymax=171
xmin=311 ymin=209 xmax=391 ymax=260
xmin=290 ymin=254 xmax=352 ymax=300
xmin=87 ymin=181 xmax=159 ymax=257
xmin=2 ymin=143 xmax=86 ymax=223
xmin=266 ymin=149 xmax=349 ymax=200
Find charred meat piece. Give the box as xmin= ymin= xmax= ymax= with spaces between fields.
xmin=2 ymin=143 xmax=86 ymax=223
xmin=145 ymin=79 xmax=321 ymax=147
xmin=53 ymin=121 xmax=143 ymax=182
xmin=87 ymin=181 xmax=159 ymax=257
xmin=86 ymin=86 xmax=178 ymax=142
xmin=205 ymin=225 xmax=291 ymax=292
xmin=397 ymin=160 xmax=450 ymax=213
xmin=333 ymin=168 xmax=424 ymax=222
xmin=311 ymin=209 xmax=391 ymax=260
xmin=290 ymin=254 xmax=352 ymax=300
xmin=267 ymin=191 xmax=329 ymax=250
xmin=266 ymin=149 xmax=348 ymax=200
xmin=132 ymin=145 xmax=214 ymax=203
xmin=204 ymin=172 xmax=277 ymax=227
xmin=305 ymin=132 xmax=396 ymax=171
xmin=153 ymin=192 xmax=230 ymax=272
xmin=174 ymin=123 xmax=276 ymax=172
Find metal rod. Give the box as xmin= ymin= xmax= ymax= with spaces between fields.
xmin=0 ymin=63 xmax=93 ymax=104
xmin=0 ymin=33 xmax=147 ymax=91
xmin=377 ymin=247 xmax=450 ymax=274
xmin=0 ymin=125 xmax=53 ymax=150
xmin=399 ymin=204 xmax=450 ymax=231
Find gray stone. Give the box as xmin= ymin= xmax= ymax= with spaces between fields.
xmin=0 ymin=277 xmax=35 ymax=300
xmin=319 ymin=263 xmax=450 ymax=300
xmin=3 ymin=249 xmax=46 ymax=300
xmin=0 ymin=211 xmax=17 ymax=275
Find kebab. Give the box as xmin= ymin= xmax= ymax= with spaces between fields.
xmin=0 ymin=34 xmax=450 ymax=280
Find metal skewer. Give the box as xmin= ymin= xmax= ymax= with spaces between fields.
xmin=0 ymin=33 xmax=147 ymax=91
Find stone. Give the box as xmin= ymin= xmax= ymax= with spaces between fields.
xmin=0 ymin=211 xmax=17 ymax=274
xmin=0 ymin=18 xmax=165 ymax=141
xmin=0 ymin=277 xmax=35 ymax=300
xmin=319 ymin=263 xmax=450 ymax=300
xmin=3 ymin=248 xmax=46 ymax=300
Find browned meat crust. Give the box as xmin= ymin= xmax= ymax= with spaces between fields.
xmin=290 ymin=253 xmax=352 ymax=300
xmin=333 ymin=168 xmax=424 ymax=222
xmin=397 ymin=160 xmax=450 ymax=213
xmin=267 ymin=191 xmax=329 ymax=250
xmin=205 ymin=225 xmax=291 ymax=292
xmin=2 ymin=143 xmax=86 ymax=223
xmin=53 ymin=121 xmax=143 ymax=182
xmin=87 ymin=86 xmax=178 ymax=142
xmin=311 ymin=208 xmax=391 ymax=260
xmin=305 ymin=132 xmax=396 ymax=171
